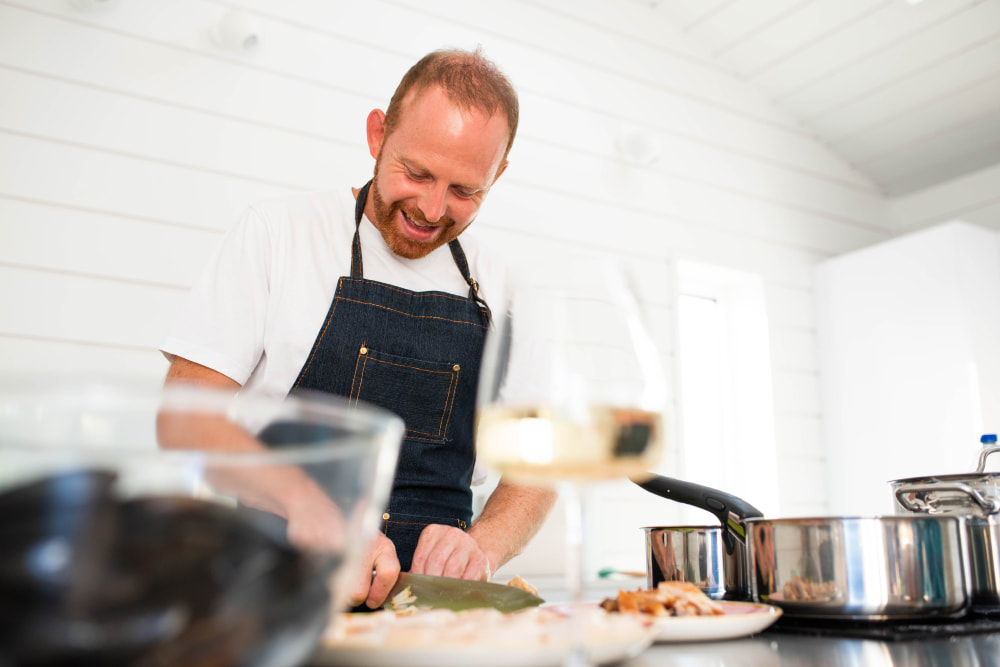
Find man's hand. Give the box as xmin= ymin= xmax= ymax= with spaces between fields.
xmin=351 ymin=532 xmax=401 ymax=609
xmin=410 ymin=524 xmax=492 ymax=580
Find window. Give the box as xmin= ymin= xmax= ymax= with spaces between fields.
xmin=674 ymin=261 xmax=780 ymax=520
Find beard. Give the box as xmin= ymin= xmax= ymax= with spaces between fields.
xmin=369 ymin=162 xmax=461 ymax=260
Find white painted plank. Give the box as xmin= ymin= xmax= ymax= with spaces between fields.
xmin=709 ymin=0 xmax=863 ymax=69
xmin=756 ymin=1 xmax=999 ymax=105
xmin=0 ymin=265 xmax=187 ymax=349
xmin=0 ymin=66 xmax=358 ymax=192
xmin=0 ymin=198 xmax=221 ymax=288
xmin=0 ymin=4 xmax=378 ymax=149
xmin=0 ymin=334 xmax=168 ymax=378
xmin=489 ymin=147 xmax=889 ymax=256
xmin=0 ymin=0 xmax=402 ymax=102
xmin=808 ymin=36 xmax=1000 ymax=141
xmin=889 ymin=162 xmax=1000 ymax=231
xmin=721 ymin=0 xmax=898 ymax=83
xmin=0 ymin=133 xmax=296 ymax=232
xmin=519 ymin=93 xmax=886 ymax=220
xmin=657 ymin=0 xmax=734 ymax=33
xmin=778 ymin=1 xmax=1000 ymax=115
xmin=479 ymin=180 xmax=839 ymax=286
xmin=862 ymin=110 xmax=1000 ymax=196
xmin=833 ymin=77 xmax=1000 ymax=164
xmin=522 ymin=0 xmax=713 ymax=63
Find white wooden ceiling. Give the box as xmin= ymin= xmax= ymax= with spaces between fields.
xmin=649 ymin=0 xmax=1000 ymax=197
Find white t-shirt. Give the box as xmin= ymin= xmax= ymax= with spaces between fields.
xmin=162 ymin=189 xmax=511 ymax=484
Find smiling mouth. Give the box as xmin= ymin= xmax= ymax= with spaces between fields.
xmin=400 ymin=209 xmax=438 ymax=240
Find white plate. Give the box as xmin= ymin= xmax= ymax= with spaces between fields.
xmin=652 ymin=601 xmax=782 ymax=643
xmin=312 ymin=607 xmax=655 ymax=667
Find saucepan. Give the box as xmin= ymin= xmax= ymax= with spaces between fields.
xmin=637 ymin=474 xmax=971 ymax=619
xmin=890 ymin=435 xmax=1000 ymax=610
xmin=640 ymin=475 xmax=763 ymax=601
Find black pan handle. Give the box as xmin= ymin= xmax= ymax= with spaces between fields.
xmin=632 ymin=474 xmax=764 ymax=554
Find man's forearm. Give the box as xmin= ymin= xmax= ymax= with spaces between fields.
xmin=467 ymin=479 xmax=557 ymax=575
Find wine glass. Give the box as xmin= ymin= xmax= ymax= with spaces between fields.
xmin=476 ymin=255 xmax=667 ymax=667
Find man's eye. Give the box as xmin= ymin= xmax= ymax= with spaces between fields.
xmin=454 ymin=189 xmax=476 ymax=199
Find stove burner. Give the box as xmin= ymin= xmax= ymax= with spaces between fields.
xmin=766 ymin=611 xmax=1000 ymax=641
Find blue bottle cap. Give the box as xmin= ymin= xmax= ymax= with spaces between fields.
xmin=982 ymin=434 xmax=998 ymax=444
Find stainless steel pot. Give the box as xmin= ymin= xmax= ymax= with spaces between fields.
xmin=746 ymin=515 xmax=969 ymax=619
xmin=636 ymin=474 xmax=762 ymax=601
xmin=890 ymin=440 xmax=1000 ymax=518
xmin=635 ymin=474 xmax=972 ymax=619
xmin=642 ymin=525 xmax=748 ymax=600
xmin=890 ymin=439 xmax=1000 ymax=610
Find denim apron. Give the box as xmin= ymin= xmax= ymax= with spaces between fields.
xmin=281 ymin=181 xmax=490 ymax=572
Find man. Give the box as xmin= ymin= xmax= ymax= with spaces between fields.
xmin=160 ymin=48 xmax=556 ymax=608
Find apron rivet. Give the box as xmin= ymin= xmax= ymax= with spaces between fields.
xmin=453 ymin=364 xmax=460 ymax=372
xmin=382 ymin=512 xmax=390 ymax=520
xmin=360 ymin=346 xmax=368 ymax=355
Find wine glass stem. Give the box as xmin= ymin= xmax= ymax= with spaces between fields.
xmin=561 ymin=480 xmax=589 ymax=667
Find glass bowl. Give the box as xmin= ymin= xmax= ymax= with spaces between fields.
xmin=0 ymin=374 xmax=403 ymax=666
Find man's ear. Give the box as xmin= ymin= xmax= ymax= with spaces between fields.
xmin=366 ymin=109 xmax=386 ymax=160
xmin=492 ymin=160 xmax=509 ymax=184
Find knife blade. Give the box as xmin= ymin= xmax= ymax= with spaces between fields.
xmin=385 ymin=573 xmax=545 ymax=613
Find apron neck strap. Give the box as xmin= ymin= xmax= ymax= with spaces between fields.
xmin=448 ymin=240 xmax=492 ymax=327
xmin=350 ymin=180 xmax=371 ymax=279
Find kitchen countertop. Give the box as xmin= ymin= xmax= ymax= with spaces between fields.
xmin=625 ymin=632 xmax=1000 ymax=667
xmin=539 ymin=578 xmax=1000 ymax=667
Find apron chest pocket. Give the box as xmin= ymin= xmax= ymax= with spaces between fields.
xmin=350 ymin=346 xmax=460 ymax=443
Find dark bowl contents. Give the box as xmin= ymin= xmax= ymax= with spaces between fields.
xmin=0 ymin=469 xmax=334 ymax=666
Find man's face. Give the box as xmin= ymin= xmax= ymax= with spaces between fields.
xmin=365 ymin=85 xmax=509 ymax=259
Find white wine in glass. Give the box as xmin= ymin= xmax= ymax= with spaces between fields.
xmin=476 ymin=257 xmax=667 ymax=666
xmin=476 ymin=404 xmax=662 ymax=482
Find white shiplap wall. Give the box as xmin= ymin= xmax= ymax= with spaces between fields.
xmin=1 ymin=0 xmax=955 ymax=576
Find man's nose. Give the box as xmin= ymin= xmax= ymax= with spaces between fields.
xmin=418 ymin=183 xmax=448 ymax=223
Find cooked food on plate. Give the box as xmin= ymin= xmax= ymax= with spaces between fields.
xmin=599 ymin=582 xmax=725 ymax=617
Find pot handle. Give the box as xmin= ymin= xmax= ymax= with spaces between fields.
xmin=975 ymin=442 xmax=1000 ymax=474
xmin=894 ymin=482 xmax=1000 ymax=514
xmin=631 ymin=474 xmax=764 ymax=554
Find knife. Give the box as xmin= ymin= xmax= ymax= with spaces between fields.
xmin=384 ymin=573 xmax=545 ymax=613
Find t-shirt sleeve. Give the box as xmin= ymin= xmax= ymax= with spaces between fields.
xmin=160 ymin=206 xmax=273 ymax=385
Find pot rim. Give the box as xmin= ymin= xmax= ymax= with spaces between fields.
xmin=889 ymin=472 xmax=1000 ymax=485
xmin=641 ymin=524 xmax=724 ymax=531
xmin=742 ymin=514 xmax=964 ymax=525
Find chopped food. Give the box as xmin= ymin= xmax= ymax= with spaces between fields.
xmin=505 ymin=575 xmax=539 ymax=597
xmin=599 ymin=582 xmax=725 ymax=617
xmin=389 ymin=584 xmax=418 ymax=613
